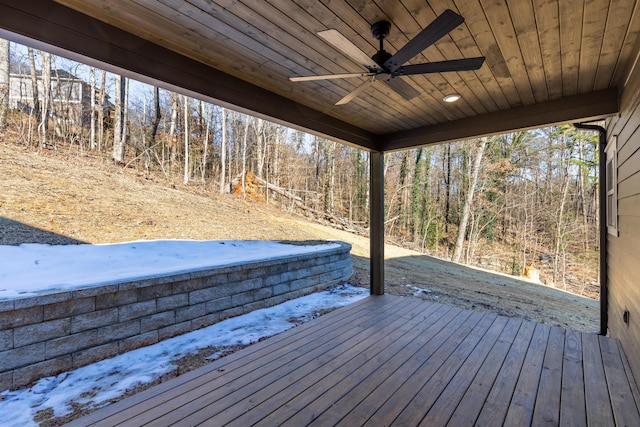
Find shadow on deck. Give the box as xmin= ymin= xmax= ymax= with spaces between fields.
xmin=67 ymin=295 xmax=640 ymax=426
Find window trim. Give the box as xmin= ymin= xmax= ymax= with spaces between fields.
xmin=605 ymin=135 xmax=618 ymax=236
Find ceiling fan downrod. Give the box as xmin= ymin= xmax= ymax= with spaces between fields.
xmin=370 ymin=21 xmax=392 ymax=70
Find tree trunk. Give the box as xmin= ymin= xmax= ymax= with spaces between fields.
xmin=97 ymin=70 xmax=106 ymax=151
xmin=27 ymin=48 xmax=41 ymax=146
xmin=168 ymin=92 xmax=179 ymax=168
xmin=219 ymin=107 xmax=227 ymax=194
xmin=0 ymin=38 xmax=9 ymax=129
xmin=149 ymin=86 xmax=161 ymax=145
xmin=445 ymin=143 xmax=452 ymax=233
xmin=553 ymin=134 xmax=573 ymax=287
xmin=183 ymin=95 xmax=190 ymax=184
xmin=453 ymin=137 xmax=487 ymax=263
xmin=38 ymin=51 xmax=51 ymax=148
xmin=201 ymin=102 xmax=210 ymax=182
xmin=112 ymin=75 xmax=127 ymax=163
xmin=255 ymin=118 xmax=265 ymax=178
xmin=89 ymin=67 xmax=96 ymax=149
xmin=241 ymin=115 xmax=250 ymax=199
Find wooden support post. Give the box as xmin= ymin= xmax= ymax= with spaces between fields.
xmin=370 ymin=151 xmax=384 ymax=295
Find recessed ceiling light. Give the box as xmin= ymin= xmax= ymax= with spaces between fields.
xmin=443 ymin=94 xmax=461 ymax=103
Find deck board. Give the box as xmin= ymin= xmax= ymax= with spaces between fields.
xmin=67 ymin=295 xmax=640 ymax=427
xmin=560 ymin=328 xmax=587 ymax=426
xmin=532 ymin=326 xmax=565 ymax=426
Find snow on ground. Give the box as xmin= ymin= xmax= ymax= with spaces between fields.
xmin=403 ymin=284 xmax=435 ymax=298
xmin=0 ymin=284 xmax=368 ymax=426
xmin=0 ymin=240 xmax=340 ymax=298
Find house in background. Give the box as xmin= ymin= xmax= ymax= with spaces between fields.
xmin=10 ymin=70 xmax=84 ymax=125
xmin=8 ymin=67 xmax=112 ymax=134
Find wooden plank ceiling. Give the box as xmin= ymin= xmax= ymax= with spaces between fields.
xmin=1 ymin=0 xmax=638 ymax=150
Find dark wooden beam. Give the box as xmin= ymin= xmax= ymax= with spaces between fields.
xmin=0 ymin=0 xmax=377 ymax=150
xmin=370 ymin=151 xmax=384 ymax=295
xmin=379 ymin=88 xmax=620 ymax=151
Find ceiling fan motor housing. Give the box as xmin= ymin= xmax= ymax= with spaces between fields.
xmin=371 ymin=21 xmax=390 ymax=40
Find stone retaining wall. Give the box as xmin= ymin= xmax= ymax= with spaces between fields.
xmin=0 ymin=242 xmax=353 ymax=390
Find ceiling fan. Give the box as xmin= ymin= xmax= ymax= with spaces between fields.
xmin=290 ymin=9 xmax=485 ymax=105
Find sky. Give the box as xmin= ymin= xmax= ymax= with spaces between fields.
xmin=0 ymin=283 xmax=368 ymax=426
xmin=0 ymin=239 xmax=341 ymax=298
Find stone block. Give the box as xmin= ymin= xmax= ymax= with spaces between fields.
xmin=176 ymin=303 xmax=206 ymax=323
xmin=0 ymin=371 xmax=12 ymax=391
xmin=157 ymin=294 xmax=188 ymax=312
xmin=158 ymin=322 xmax=191 ymax=341
xmin=189 ymin=287 xmax=219 ymax=305
xmin=119 ymin=331 xmax=158 ymax=353
xmin=219 ymin=307 xmax=243 ymax=320
xmin=13 ymin=356 xmax=72 ymax=389
xmin=43 ymin=298 xmax=95 ymax=321
xmin=235 ymin=278 xmax=263 ymax=293
xmin=227 ymin=269 xmax=250 ymax=283
xmin=264 ymin=274 xmax=284 ymax=287
xmin=137 ymin=283 xmax=172 ymax=301
xmin=200 ymin=273 xmax=229 ymax=287
xmin=98 ymin=320 xmax=140 ymax=341
xmin=208 ymin=283 xmax=236 ymax=299
xmin=253 ymin=287 xmax=273 ymax=300
xmin=46 ymin=330 xmax=98 ymax=358
xmin=231 ymin=291 xmax=254 ymax=306
xmin=190 ymin=313 xmax=220 ymax=330
xmin=72 ymin=284 xmax=118 ymax=299
xmin=0 ymin=343 xmax=45 ymax=371
xmin=14 ymin=318 xmax=71 ymax=347
xmin=272 ymin=283 xmax=291 ymax=295
xmin=0 ymin=306 xmax=43 ymax=329
xmin=119 ymin=300 xmax=156 ymax=322
xmin=0 ymin=300 xmax=14 ymax=312
xmin=141 ymin=312 xmax=175 ymax=333
xmin=247 ymin=267 xmax=269 ymax=279
xmin=95 ymin=290 xmax=138 ymax=309
xmin=172 ymin=277 xmax=207 ymax=294
xmin=243 ymin=300 xmax=266 ymax=313
xmin=13 ymin=292 xmax=71 ymax=310
xmin=264 ymin=294 xmax=290 ymax=307
xmin=0 ymin=330 xmax=13 ymax=351
xmin=205 ymin=296 xmax=233 ymax=314
xmin=72 ymin=342 xmax=119 ymax=368
xmin=71 ymin=308 xmax=119 ymax=334
xmin=290 ymin=277 xmax=316 ymax=292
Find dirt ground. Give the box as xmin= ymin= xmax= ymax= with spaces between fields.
xmin=0 ymin=142 xmax=599 ymax=333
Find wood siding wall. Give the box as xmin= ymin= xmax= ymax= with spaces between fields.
xmin=606 ymin=55 xmax=640 ymax=382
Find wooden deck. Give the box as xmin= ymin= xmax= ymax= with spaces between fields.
xmin=68 ymin=295 xmax=640 ymax=426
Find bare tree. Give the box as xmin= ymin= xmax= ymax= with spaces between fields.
xmin=241 ymin=114 xmax=250 ymax=198
xmin=112 ymin=75 xmax=128 ymax=163
xmin=183 ymin=95 xmax=190 ymax=184
xmin=453 ymin=137 xmax=487 ymax=263
xmin=97 ymin=70 xmax=106 ymax=151
xmin=0 ymin=38 xmax=9 ymax=129
xmin=38 ymin=51 xmax=51 ymax=148
xmin=201 ymin=102 xmax=210 ymax=182
xmin=219 ymin=107 xmax=227 ymax=194
xmin=89 ymin=67 xmax=96 ymax=149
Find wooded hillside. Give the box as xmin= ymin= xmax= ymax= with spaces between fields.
xmin=0 ymin=40 xmax=600 ymax=299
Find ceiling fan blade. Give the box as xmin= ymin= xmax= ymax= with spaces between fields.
xmin=290 ymin=72 xmax=375 ymax=82
xmin=393 ymin=57 xmax=485 ymax=76
xmin=336 ymin=79 xmax=376 ymax=105
xmin=384 ymin=9 xmax=464 ymax=71
xmin=318 ymin=29 xmax=375 ymax=68
xmin=382 ymin=77 xmax=421 ymax=100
